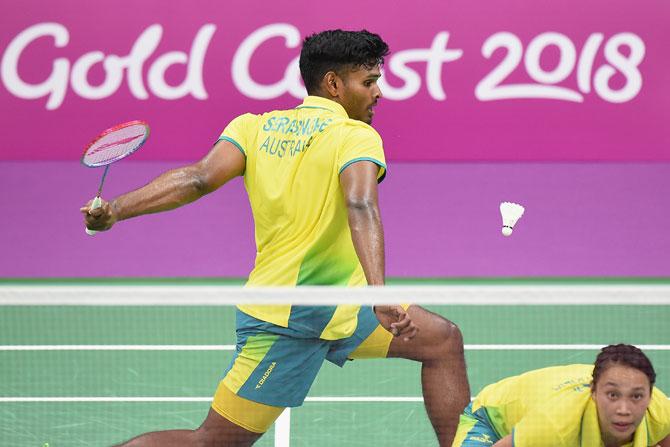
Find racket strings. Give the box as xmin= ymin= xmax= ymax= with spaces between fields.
xmin=83 ymin=124 xmax=148 ymax=167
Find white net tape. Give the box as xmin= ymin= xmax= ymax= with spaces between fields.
xmin=1 ymin=284 xmax=669 ymax=305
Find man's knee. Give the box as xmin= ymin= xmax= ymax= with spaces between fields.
xmin=390 ymin=306 xmax=464 ymax=361
xmin=427 ymin=312 xmax=464 ymax=358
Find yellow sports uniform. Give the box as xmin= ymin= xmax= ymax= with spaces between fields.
xmin=452 ymin=364 xmax=670 ymax=447
xmin=219 ymin=95 xmax=386 ymax=341
xmin=212 ymin=96 xmax=392 ymax=433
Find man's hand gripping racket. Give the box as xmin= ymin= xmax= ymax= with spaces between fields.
xmin=80 ymin=121 xmax=150 ymax=235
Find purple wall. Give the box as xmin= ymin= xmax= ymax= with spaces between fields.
xmin=2 ymin=161 xmax=668 ymax=277
xmin=2 ymin=1 xmax=669 ymax=278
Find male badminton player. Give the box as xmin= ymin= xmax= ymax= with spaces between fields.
xmin=82 ymin=29 xmax=470 ymax=447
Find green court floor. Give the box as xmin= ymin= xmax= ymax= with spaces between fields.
xmin=1 ymin=283 xmax=669 ymax=446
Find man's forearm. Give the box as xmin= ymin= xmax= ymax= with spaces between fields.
xmin=112 ymin=165 xmax=209 ymax=221
xmin=348 ymin=202 xmax=385 ymax=286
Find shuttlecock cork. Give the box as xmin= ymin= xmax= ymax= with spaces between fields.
xmin=500 ymin=202 xmax=524 ymax=236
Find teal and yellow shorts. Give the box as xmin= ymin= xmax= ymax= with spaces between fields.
xmin=452 ymin=403 xmax=503 ymax=446
xmin=211 ymin=306 xmax=395 ymax=433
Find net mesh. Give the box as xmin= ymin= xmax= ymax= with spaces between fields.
xmin=1 ymin=283 xmax=668 ymax=446
xmin=82 ymin=122 xmax=149 ymax=167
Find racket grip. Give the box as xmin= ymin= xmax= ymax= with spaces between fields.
xmin=85 ymin=196 xmax=102 ymax=236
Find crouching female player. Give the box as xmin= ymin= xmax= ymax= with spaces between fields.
xmin=452 ymin=344 xmax=670 ymax=447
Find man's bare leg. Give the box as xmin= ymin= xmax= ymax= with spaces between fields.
xmin=114 ymin=408 xmax=263 ymax=447
xmin=382 ymin=305 xmax=470 ymax=447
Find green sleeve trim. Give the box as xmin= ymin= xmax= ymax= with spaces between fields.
xmin=339 ymin=157 xmax=387 ymax=184
xmin=218 ymin=136 xmax=246 ymax=157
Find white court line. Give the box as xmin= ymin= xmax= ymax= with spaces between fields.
xmin=466 ymin=344 xmax=670 ymax=350
xmin=275 ymin=409 xmax=291 ymax=447
xmin=1 ymin=344 xmax=669 ymax=351
xmin=2 ymin=285 xmax=670 ymax=305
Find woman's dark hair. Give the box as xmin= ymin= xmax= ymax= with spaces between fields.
xmin=591 ymin=344 xmax=656 ymax=391
xmin=299 ymin=29 xmax=389 ymax=94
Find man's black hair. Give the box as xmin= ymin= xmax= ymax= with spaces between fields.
xmin=299 ymin=29 xmax=389 ymax=94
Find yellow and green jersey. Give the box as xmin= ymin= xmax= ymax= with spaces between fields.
xmin=473 ymin=364 xmax=670 ymax=446
xmin=219 ymin=96 xmax=386 ymax=340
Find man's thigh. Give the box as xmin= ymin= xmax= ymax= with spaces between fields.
xmin=346 ymin=304 xmax=410 ymax=360
xmin=386 ymin=304 xmax=460 ymax=361
xmin=213 ymin=315 xmax=332 ymax=432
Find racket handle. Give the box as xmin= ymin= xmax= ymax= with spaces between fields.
xmin=85 ymin=196 xmax=102 ymax=236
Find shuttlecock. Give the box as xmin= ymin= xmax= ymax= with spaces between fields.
xmin=500 ymin=202 xmax=524 ymax=236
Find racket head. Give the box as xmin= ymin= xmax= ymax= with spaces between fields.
xmin=81 ymin=120 xmax=150 ymax=167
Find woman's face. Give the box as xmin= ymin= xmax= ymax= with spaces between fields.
xmin=592 ymin=364 xmax=652 ymax=446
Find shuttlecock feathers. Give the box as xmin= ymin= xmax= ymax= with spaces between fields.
xmin=500 ymin=202 xmax=525 ymax=236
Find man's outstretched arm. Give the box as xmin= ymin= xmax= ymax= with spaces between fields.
xmin=80 ymin=140 xmax=245 ymax=232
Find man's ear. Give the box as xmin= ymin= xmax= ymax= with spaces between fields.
xmin=324 ymin=71 xmax=340 ymax=97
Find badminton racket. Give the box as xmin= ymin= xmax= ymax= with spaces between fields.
xmin=81 ymin=120 xmax=150 ymax=235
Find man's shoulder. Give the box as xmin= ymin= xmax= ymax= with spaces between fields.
xmin=341 ymin=118 xmax=378 ymax=131
xmin=339 ymin=119 xmax=382 ymax=141
xmin=228 ymin=112 xmax=262 ymax=127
